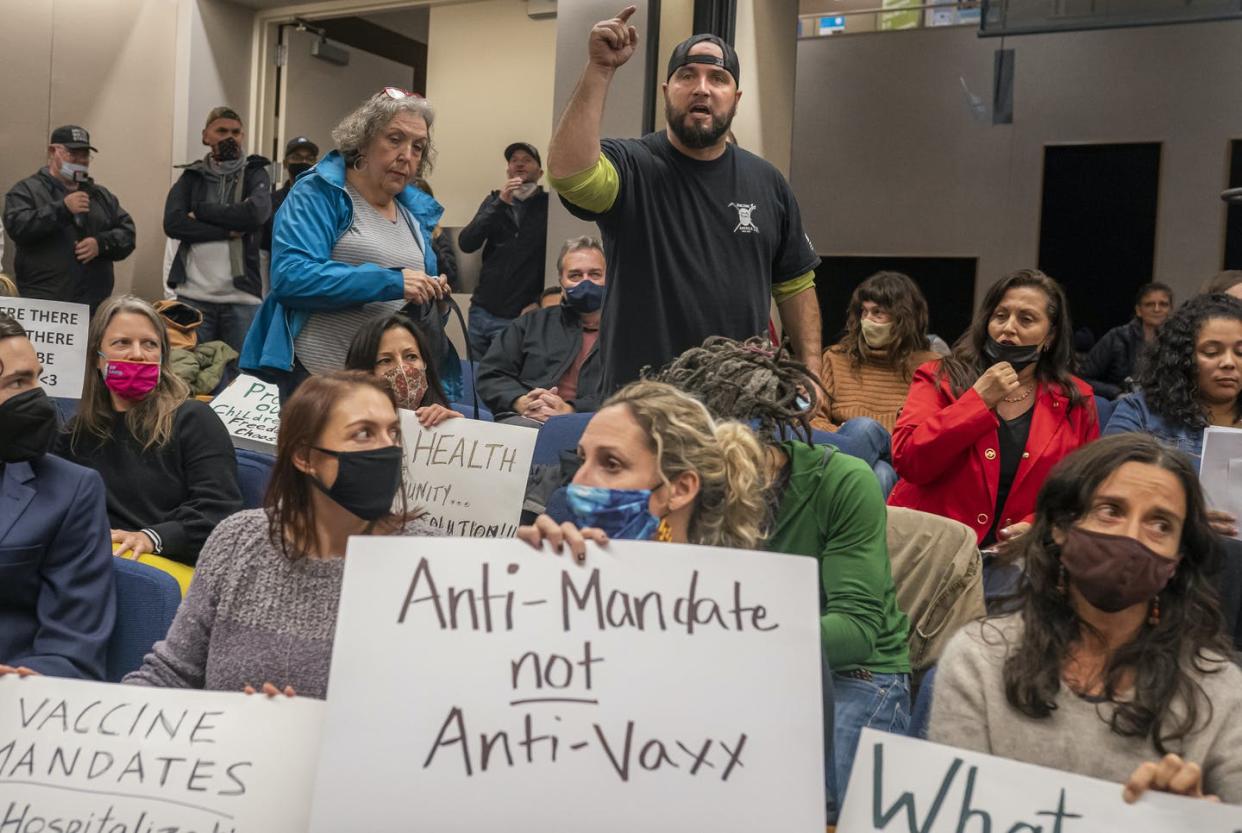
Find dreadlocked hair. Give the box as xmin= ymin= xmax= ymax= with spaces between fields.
xmin=647 ymin=336 xmax=817 ymax=444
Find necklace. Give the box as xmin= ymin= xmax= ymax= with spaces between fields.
xmin=1003 ymin=384 xmax=1034 ymax=403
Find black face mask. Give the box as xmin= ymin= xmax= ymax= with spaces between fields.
xmin=287 ymin=162 xmax=313 ymax=182
xmin=309 ymin=445 xmax=403 ymax=521
xmin=983 ymin=337 xmax=1043 ymax=373
xmin=0 ymin=388 xmax=58 ymax=463
xmin=214 ymin=137 xmax=242 ymax=161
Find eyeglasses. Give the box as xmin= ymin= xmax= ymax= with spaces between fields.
xmin=380 ymin=86 xmax=423 ymax=100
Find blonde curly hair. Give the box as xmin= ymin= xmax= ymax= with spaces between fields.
xmin=605 ymin=381 xmax=770 ymax=550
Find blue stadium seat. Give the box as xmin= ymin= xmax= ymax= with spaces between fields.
xmin=51 ymin=397 xmax=79 ymax=424
xmin=532 ymin=412 xmax=593 ymax=466
xmin=1094 ymin=394 xmax=1115 ymax=428
xmin=907 ymin=664 xmax=937 ymax=739
xmin=106 ymin=558 xmax=182 ymax=682
xmin=451 ymin=402 xmax=494 ymax=421
xmin=235 ymin=447 xmax=276 ymax=510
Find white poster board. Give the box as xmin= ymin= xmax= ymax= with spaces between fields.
xmin=0 ymin=675 xmax=324 ymax=832
xmin=840 ymin=728 xmax=1242 ymax=831
xmin=1200 ymin=426 xmax=1242 ymax=540
xmin=209 ymin=373 xmax=281 ymax=453
xmin=398 ymin=413 xmax=537 ymax=537
xmin=0 ymin=297 xmax=89 ymax=398
xmin=308 ymin=538 xmax=825 ymax=832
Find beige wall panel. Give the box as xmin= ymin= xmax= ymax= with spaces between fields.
xmin=733 ymin=0 xmax=798 ymax=176
xmin=425 ymin=0 xmax=557 ymax=229
xmin=792 ymin=21 xmax=1242 ymax=307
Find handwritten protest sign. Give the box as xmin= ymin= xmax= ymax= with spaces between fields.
xmin=839 ymin=728 xmax=1242 ymax=832
xmin=399 ymin=412 xmax=537 ymax=537
xmin=0 ymin=297 xmax=88 ymax=398
xmin=209 ymin=374 xmax=281 ymax=453
xmin=0 ymin=675 xmax=324 ymax=833
xmin=308 ymin=538 xmax=825 ymax=832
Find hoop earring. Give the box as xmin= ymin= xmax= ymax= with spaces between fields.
xmin=352 ymin=155 xmax=366 ymax=172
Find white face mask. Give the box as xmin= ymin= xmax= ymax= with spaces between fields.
xmin=59 ymin=161 xmax=89 ymax=183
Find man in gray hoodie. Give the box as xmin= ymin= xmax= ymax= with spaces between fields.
xmin=163 ymin=106 xmax=271 ymax=356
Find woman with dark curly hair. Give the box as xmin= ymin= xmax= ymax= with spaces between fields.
xmin=818 ymin=272 xmax=939 ymax=493
xmin=888 ymin=269 xmax=1098 ymax=549
xmin=931 ymin=434 xmax=1242 ymax=803
xmin=1105 ymin=293 xmax=1242 ymax=536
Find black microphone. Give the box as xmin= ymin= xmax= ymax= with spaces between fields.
xmin=72 ymin=171 xmax=95 ymax=238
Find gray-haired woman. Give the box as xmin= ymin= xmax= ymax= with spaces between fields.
xmin=241 ymin=88 xmax=452 ymax=402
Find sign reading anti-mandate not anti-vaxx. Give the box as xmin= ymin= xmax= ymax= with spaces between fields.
xmin=308 ymin=538 xmax=826 ymax=832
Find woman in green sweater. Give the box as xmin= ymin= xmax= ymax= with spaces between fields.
xmin=652 ymin=336 xmax=910 ymax=822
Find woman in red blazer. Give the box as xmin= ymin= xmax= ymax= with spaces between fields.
xmin=888 ymin=269 xmax=1099 ymax=548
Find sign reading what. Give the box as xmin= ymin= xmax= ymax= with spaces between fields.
xmin=0 ymin=675 xmax=324 ymax=833
xmin=0 ymin=297 xmax=88 ymax=398
xmin=840 ymin=728 xmax=1242 ymax=832
xmin=308 ymin=538 xmax=825 ymax=832
xmin=209 ymin=374 xmax=281 ymax=452
xmin=398 ymin=412 xmax=537 ymax=538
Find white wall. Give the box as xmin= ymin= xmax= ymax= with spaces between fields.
xmin=281 ymin=27 xmax=413 ymax=177
xmin=424 ymin=0 xmax=557 ymax=228
xmin=178 ymin=0 xmax=256 ymax=165
xmin=732 ymin=0 xmax=799 ymax=176
xmin=792 ymin=21 xmax=1242 ymax=305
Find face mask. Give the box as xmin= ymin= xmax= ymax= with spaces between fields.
xmin=309 ymin=445 xmax=404 ymax=521
xmin=983 ymin=337 xmax=1043 ymax=373
xmin=860 ymin=319 xmax=894 ymax=349
xmin=214 ymin=137 xmax=242 ymax=161
xmin=513 ymin=182 xmax=539 ymax=201
xmin=561 ymin=483 xmax=662 ymax=541
xmin=1059 ymin=527 xmax=1179 ymax=613
xmin=384 ymin=363 xmax=429 ymax=412
xmin=59 ymin=161 xmax=89 ymax=184
xmin=0 ymin=388 xmax=58 ymax=463
xmin=287 ymin=162 xmax=313 ymax=181
xmin=564 ymin=279 xmax=605 ymax=314
xmin=100 ymin=355 xmax=161 ymax=401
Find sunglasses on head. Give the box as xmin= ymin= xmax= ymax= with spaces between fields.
xmin=380 ymin=87 xmax=423 ymax=100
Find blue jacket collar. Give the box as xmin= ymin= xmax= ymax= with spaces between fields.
xmin=314 ymin=150 xmax=443 ymax=226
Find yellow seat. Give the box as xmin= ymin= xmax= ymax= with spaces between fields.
xmin=112 ymin=544 xmax=194 ymax=596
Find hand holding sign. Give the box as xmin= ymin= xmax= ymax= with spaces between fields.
xmin=517 ymin=514 xmax=610 ymax=562
xmin=1125 ymin=754 xmax=1217 ymax=804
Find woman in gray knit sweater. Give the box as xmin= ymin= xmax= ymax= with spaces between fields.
xmin=125 ymin=371 xmax=436 ymax=698
xmin=931 ymin=433 xmax=1242 ymax=804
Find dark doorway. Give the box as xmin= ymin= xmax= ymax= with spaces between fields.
xmin=816 ymin=255 xmax=978 ymax=348
xmin=1038 ymin=143 xmax=1161 ymax=340
xmin=1225 ymin=139 xmax=1242 ymax=270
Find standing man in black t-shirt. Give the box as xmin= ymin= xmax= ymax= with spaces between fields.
xmin=547 ymin=6 xmax=823 ymax=398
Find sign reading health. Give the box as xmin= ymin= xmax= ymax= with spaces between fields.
xmin=307 ymin=538 xmax=826 ymax=832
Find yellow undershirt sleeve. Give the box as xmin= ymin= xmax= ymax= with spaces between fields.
xmin=547 ymin=154 xmax=621 ymax=215
xmin=772 ymin=270 xmax=816 ymax=302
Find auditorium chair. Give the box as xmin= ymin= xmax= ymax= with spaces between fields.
xmin=105 ymin=558 xmax=182 ymax=682
xmin=235 ymin=447 xmax=276 ymax=510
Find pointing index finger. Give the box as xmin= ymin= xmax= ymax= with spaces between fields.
xmin=615 ymin=5 xmax=637 ymax=23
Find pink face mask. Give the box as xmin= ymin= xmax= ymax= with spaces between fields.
xmin=100 ymin=355 xmax=161 ymax=401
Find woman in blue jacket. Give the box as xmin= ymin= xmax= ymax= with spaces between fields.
xmin=241 ymin=89 xmax=453 ymax=402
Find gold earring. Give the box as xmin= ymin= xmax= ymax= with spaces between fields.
xmin=655 ymin=520 xmax=673 ymax=542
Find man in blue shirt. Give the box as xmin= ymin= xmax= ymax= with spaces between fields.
xmin=0 ymin=312 xmax=115 ymax=679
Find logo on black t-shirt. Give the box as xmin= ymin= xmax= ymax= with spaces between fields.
xmin=729 ymin=202 xmax=759 ymax=234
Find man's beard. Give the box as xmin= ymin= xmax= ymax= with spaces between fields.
xmin=665 ymin=100 xmax=736 ymax=150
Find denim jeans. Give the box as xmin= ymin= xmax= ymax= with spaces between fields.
xmin=182 ymin=298 xmax=259 ymax=355
xmin=834 ymin=417 xmax=898 ymax=497
xmin=467 ymin=303 xmax=513 ymax=362
xmin=826 ymin=671 xmax=910 ymax=823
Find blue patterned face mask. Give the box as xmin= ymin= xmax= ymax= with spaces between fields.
xmin=557 ymin=483 xmax=662 ymax=541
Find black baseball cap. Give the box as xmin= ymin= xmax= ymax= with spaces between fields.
xmin=504 ymin=142 xmax=541 ymax=167
xmin=285 ymin=136 xmax=319 ymax=157
xmin=666 ymin=34 xmax=740 ymax=86
xmin=49 ymin=125 xmax=98 ymax=152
